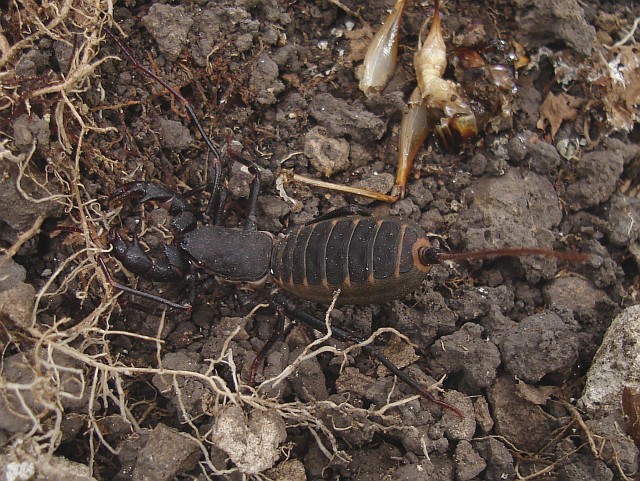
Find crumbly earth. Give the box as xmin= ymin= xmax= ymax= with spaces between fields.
xmin=1 ymin=0 xmax=639 ymax=480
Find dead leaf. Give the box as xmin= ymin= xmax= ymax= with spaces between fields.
xmin=603 ymin=45 xmax=640 ymax=132
xmin=345 ymin=25 xmax=373 ymax=63
xmin=537 ymin=92 xmax=582 ymax=139
xmin=515 ymin=379 xmax=562 ymax=405
xmin=377 ymin=334 xmax=419 ymax=376
xmin=281 ymin=73 xmax=301 ymax=88
xmin=622 ymin=387 xmax=640 ymax=448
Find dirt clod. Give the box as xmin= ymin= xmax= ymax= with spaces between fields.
xmin=142 ymin=4 xmax=193 ymax=62
xmin=265 ymin=459 xmax=307 ymax=481
xmin=0 ymin=158 xmax=64 ymax=231
xmin=0 ymin=445 xmax=98 ymax=481
xmin=157 ymin=118 xmax=193 ymax=150
xmin=499 ymin=310 xmax=580 ymax=383
xmin=565 ymin=149 xmax=625 ymax=211
xmin=472 ymin=437 xmax=516 ymax=481
xmin=132 ymin=424 xmax=202 ymax=481
xmin=0 ymin=258 xmax=27 ymax=292
xmin=556 ymin=454 xmax=614 ymax=481
xmin=454 ymin=440 xmax=487 ymax=481
xmin=309 ymin=93 xmax=386 ymax=143
xmin=304 ymin=126 xmax=351 ymax=176
xmin=0 ymin=282 xmax=36 ymax=329
xmin=251 ymin=53 xmax=285 ymax=106
xmin=515 ymin=0 xmax=596 ymax=55
xmin=430 ymin=322 xmax=501 ymax=392
xmin=585 ymin=414 xmax=639 ymax=476
xmin=12 ymin=114 xmax=51 ymax=154
xmin=487 ymin=375 xmax=557 ymax=452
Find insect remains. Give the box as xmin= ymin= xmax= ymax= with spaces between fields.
xmin=293 ymin=0 xmax=526 ymax=201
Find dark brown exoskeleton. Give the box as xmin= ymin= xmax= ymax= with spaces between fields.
xmin=272 ymin=216 xmax=433 ymax=304
xmin=109 ymin=183 xmax=435 ymax=305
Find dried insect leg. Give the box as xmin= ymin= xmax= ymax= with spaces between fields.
xmin=358 ymin=0 xmax=408 ymax=95
xmin=393 ymin=87 xmax=433 ymax=198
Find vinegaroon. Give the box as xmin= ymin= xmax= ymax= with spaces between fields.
xmin=101 ymin=27 xmax=588 ymax=417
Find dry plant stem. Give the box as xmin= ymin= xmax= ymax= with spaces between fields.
xmin=560 ymin=401 xmax=634 ymax=480
xmin=561 ymin=401 xmax=599 ymax=457
xmin=307 ymin=428 xmax=339 ymax=463
xmin=17 ymin=302 xmax=409 ymax=470
xmin=48 ymin=28 xmax=121 ymax=301
xmin=15 ymin=143 xmax=70 ymax=205
xmin=610 ymin=16 xmax=640 ymax=48
xmin=0 ymin=215 xmax=44 ymax=269
xmin=273 ymin=295 xmax=464 ymax=417
xmin=0 ymin=23 xmax=11 ymax=55
xmin=327 ymin=0 xmax=363 ymax=22
xmin=284 ymin=171 xmax=398 ymax=202
xmin=248 ymin=306 xmax=286 ymax=386
xmin=31 ymin=248 xmax=98 ymax=326
xmin=0 ymin=0 xmax=73 ymax=69
xmin=338 ymin=326 xmax=417 ymax=379
xmin=514 ymin=444 xmax=585 ymax=480
xmin=88 ymin=368 xmax=118 ymax=455
xmin=0 ymin=0 xmax=247 ymax=472
xmin=171 ymin=377 xmax=233 ymax=477
xmin=28 ymin=56 xmax=113 ymax=100
xmin=33 ymin=327 xmax=236 ymax=401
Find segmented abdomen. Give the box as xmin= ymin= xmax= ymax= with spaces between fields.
xmin=271 ymin=216 xmax=431 ymax=304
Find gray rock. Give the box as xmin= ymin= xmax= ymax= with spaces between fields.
xmin=580 ymin=305 xmax=640 ymax=414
